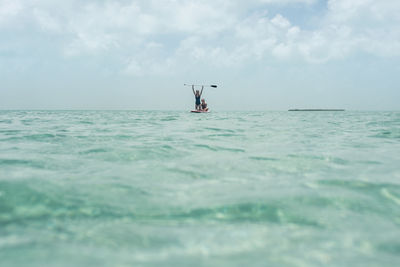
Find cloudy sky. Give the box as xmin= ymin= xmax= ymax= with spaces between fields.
xmin=1 ymin=0 xmax=399 ymax=110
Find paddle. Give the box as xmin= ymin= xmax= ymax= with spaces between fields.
xmin=184 ymin=84 xmax=218 ymax=88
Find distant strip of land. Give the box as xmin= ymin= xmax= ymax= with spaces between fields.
xmin=288 ymin=109 xmax=345 ymax=111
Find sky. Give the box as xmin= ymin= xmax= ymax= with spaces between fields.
xmin=0 ymin=0 xmax=399 ymax=110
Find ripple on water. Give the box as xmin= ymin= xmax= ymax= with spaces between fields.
xmin=249 ymin=156 xmax=278 ymax=161
xmin=0 ymin=159 xmax=46 ymax=169
xmin=0 ymin=180 xmax=323 ymax=229
xmin=317 ymin=180 xmax=400 ymax=214
xmin=193 ymin=144 xmax=245 ymax=153
xmin=370 ymin=130 xmax=400 ymax=140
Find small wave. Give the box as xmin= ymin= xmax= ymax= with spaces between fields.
xmin=0 ymin=181 xmax=127 ymax=226
xmin=194 ymin=144 xmax=245 ymax=153
xmin=194 ymin=144 xmax=218 ymax=151
xmin=357 ymin=160 xmax=382 ymax=165
xmin=0 ymin=159 xmax=45 ymax=169
xmin=370 ymin=130 xmax=400 ymax=139
xmin=249 ymin=156 xmax=278 ymax=161
xmin=160 ymin=116 xmax=178 ymax=121
xmin=24 ymin=134 xmax=57 ymax=141
xmin=0 ymin=180 xmax=322 ymax=228
xmin=0 ymin=130 xmax=21 ymax=135
xmin=216 ymin=146 xmax=245 ymax=153
xmin=0 ymin=134 xmax=62 ymax=142
xmin=318 ymin=179 xmax=400 ymax=191
xmin=207 ymin=133 xmax=242 ymax=137
xmin=163 ymin=203 xmax=322 ymax=227
xmin=21 ymin=119 xmax=37 ymax=125
xmin=80 ymin=148 xmax=110 ymax=154
xmin=287 ymin=154 xmax=349 ymax=165
xmin=78 ymin=121 xmax=94 ymax=125
xmin=381 ymin=188 xmax=400 ymax=206
xmin=317 ymin=180 xmax=400 ymax=212
xmin=166 ymin=167 xmax=209 ymax=179
xmin=205 ymin=127 xmax=235 ymax=133
xmin=114 ymin=135 xmax=134 ymax=140
xmin=377 ymin=242 xmax=400 ymax=255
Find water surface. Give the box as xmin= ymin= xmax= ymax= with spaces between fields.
xmin=0 ymin=111 xmax=399 ymax=266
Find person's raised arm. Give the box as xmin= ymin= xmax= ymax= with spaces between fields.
xmin=200 ymin=86 xmax=204 ymax=96
xmin=192 ymin=85 xmax=195 ymax=95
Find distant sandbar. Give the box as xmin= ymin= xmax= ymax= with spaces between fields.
xmin=288 ymin=109 xmax=345 ymax=111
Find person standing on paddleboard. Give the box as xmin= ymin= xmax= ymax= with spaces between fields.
xmin=192 ymin=85 xmax=203 ymax=111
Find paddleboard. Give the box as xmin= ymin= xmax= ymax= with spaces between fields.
xmin=191 ymin=110 xmax=209 ymax=113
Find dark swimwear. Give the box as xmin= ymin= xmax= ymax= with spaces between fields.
xmin=195 ymin=96 xmax=201 ymax=105
xmin=201 ymin=103 xmax=207 ymax=109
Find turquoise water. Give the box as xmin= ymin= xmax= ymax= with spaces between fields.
xmin=1 ymin=110 xmax=400 ymax=267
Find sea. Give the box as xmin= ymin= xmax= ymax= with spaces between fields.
xmin=0 ymin=110 xmax=399 ymax=267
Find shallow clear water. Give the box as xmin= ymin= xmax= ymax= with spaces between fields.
xmin=0 ymin=110 xmax=399 ymax=267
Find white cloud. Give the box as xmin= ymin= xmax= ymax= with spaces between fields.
xmin=321 ymin=0 xmax=400 ymax=58
xmin=0 ymin=0 xmax=23 ymax=25
xmin=1 ymin=0 xmax=400 ymax=75
xmin=326 ymin=0 xmax=400 ymax=22
xmin=229 ymin=0 xmax=400 ymax=63
xmin=33 ymin=8 xmax=62 ymax=33
xmin=259 ymin=0 xmax=317 ymax=5
xmin=271 ymin=14 xmax=291 ymax=28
